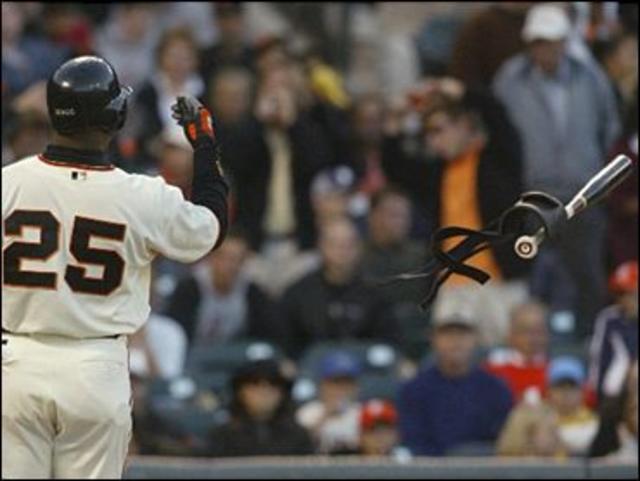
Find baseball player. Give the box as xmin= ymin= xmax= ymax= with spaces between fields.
xmin=1 ymin=56 xmax=229 ymax=478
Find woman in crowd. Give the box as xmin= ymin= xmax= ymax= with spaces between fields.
xmin=207 ymin=360 xmax=315 ymax=457
xmin=127 ymin=26 xmax=205 ymax=167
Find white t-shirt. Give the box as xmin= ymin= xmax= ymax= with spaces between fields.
xmin=129 ymin=313 xmax=188 ymax=379
xmin=296 ymin=400 xmax=361 ymax=454
xmin=2 ymin=155 xmax=219 ymax=338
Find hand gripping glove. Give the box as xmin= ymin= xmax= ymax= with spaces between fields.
xmin=170 ymin=95 xmax=229 ymax=251
xmin=171 ymin=95 xmax=216 ymax=148
xmin=171 ymin=95 xmax=225 ymax=177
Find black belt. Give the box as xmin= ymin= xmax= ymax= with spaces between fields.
xmin=2 ymin=328 xmax=119 ymax=340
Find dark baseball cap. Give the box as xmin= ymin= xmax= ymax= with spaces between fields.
xmin=231 ymin=359 xmax=290 ymax=391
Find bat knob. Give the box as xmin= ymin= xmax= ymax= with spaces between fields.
xmin=515 ymin=236 xmax=539 ymax=259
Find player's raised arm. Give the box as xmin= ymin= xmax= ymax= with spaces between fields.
xmin=172 ymin=95 xmax=229 ymax=250
xmin=146 ymin=96 xmax=230 ymax=262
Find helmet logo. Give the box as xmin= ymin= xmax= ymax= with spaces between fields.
xmin=55 ymin=108 xmax=76 ymax=116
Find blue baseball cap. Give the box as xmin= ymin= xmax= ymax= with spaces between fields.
xmin=547 ymin=356 xmax=585 ymax=386
xmin=318 ymin=351 xmax=362 ymax=379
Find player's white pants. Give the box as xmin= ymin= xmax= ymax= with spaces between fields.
xmin=2 ymin=332 xmax=132 ymax=479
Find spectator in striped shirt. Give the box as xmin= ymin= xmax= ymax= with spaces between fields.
xmin=588 ymin=261 xmax=638 ymax=404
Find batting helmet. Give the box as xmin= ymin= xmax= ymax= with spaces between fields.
xmin=47 ymin=56 xmax=133 ymax=135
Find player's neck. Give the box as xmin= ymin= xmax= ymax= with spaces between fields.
xmin=51 ymin=132 xmax=112 ymax=152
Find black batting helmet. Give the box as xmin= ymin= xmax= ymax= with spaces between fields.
xmin=47 ymin=56 xmax=133 ymax=135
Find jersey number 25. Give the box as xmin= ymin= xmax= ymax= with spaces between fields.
xmin=2 ymin=210 xmax=126 ymax=296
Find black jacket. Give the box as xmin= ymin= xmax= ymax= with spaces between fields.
xmin=381 ymin=88 xmax=529 ymax=280
xmin=199 ymin=43 xmax=255 ymax=94
xmin=164 ymin=274 xmax=283 ymax=348
xmin=208 ymin=364 xmax=315 ymax=457
xmin=279 ymin=268 xmax=398 ymax=359
xmin=208 ymin=416 xmax=315 ymax=457
xmin=221 ymin=114 xmax=331 ymax=250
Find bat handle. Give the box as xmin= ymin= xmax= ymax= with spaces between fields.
xmin=565 ymin=154 xmax=633 ymax=219
xmin=514 ymin=155 xmax=634 ymax=260
xmin=514 ymin=228 xmax=546 ymax=259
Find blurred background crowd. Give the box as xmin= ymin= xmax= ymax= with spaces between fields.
xmin=2 ymin=1 xmax=638 ymax=462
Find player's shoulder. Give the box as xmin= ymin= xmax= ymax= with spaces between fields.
xmin=493 ymin=54 xmax=528 ymax=86
xmin=118 ymin=170 xmax=181 ymax=198
xmin=118 ymin=172 xmax=190 ymax=220
xmin=123 ymin=170 xmax=175 ymax=190
xmin=2 ymin=155 xmax=40 ymax=175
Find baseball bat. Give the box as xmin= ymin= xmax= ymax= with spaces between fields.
xmin=514 ymin=154 xmax=634 ymax=259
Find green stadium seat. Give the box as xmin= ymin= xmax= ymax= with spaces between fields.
xmin=185 ymin=339 xmax=283 ymax=377
xmin=549 ymin=339 xmax=589 ymax=363
xmin=298 ymin=341 xmax=399 ymax=380
xmin=358 ymin=373 xmax=401 ymax=402
xmin=190 ymin=371 xmax=230 ymax=398
xmin=393 ymin=303 xmax=431 ymax=361
xmin=445 ymin=441 xmax=496 ymax=456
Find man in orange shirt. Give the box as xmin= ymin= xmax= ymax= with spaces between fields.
xmin=416 ymin=78 xmax=528 ymax=346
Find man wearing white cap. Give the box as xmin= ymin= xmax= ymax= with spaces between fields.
xmin=493 ymin=3 xmax=621 ymax=340
xmin=521 ymin=3 xmax=572 ymax=73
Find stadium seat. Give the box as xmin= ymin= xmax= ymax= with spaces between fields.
xmin=190 ymin=371 xmax=230 ymax=398
xmin=184 ymin=340 xmax=284 ymax=400
xmin=445 ymin=441 xmax=496 ymax=457
xmin=358 ymin=373 xmax=401 ymax=402
xmin=291 ymin=372 xmax=401 ymax=404
xmin=148 ymin=378 xmax=172 ymax=398
xmin=298 ymin=341 xmax=399 ymax=379
xmin=171 ymin=408 xmax=218 ymax=439
xmin=185 ymin=339 xmax=284 ymax=377
xmin=291 ymin=376 xmax=317 ymax=404
xmin=148 ymin=377 xmax=198 ymax=410
xmin=150 ymin=404 xmax=219 ymax=445
xmin=145 ymin=381 xmax=217 ymax=449
xmin=549 ymin=339 xmax=589 ymax=363
xmin=392 ymin=303 xmax=431 ymax=361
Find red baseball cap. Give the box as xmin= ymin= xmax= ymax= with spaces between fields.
xmin=360 ymin=399 xmax=397 ymax=430
xmin=609 ymin=261 xmax=638 ymax=293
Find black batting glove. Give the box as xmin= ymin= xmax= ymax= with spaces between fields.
xmin=172 ymin=98 xmax=230 ymax=250
xmin=171 ymin=95 xmax=225 ymax=177
xmin=171 ymin=96 xmax=217 ymax=149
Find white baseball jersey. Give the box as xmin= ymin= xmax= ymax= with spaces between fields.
xmin=2 ymin=155 xmax=219 ymax=338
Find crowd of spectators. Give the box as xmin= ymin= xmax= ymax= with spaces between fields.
xmin=2 ymin=2 xmax=637 ymax=462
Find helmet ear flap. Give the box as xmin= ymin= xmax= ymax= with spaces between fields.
xmin=97 ymin=85 xmax=133 ymax=132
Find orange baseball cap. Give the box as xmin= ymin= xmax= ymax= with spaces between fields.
xmin=360 ymin=399 xmax=397 ymax=430
xmin=609 ymin=261 xmax=638 ymax=293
